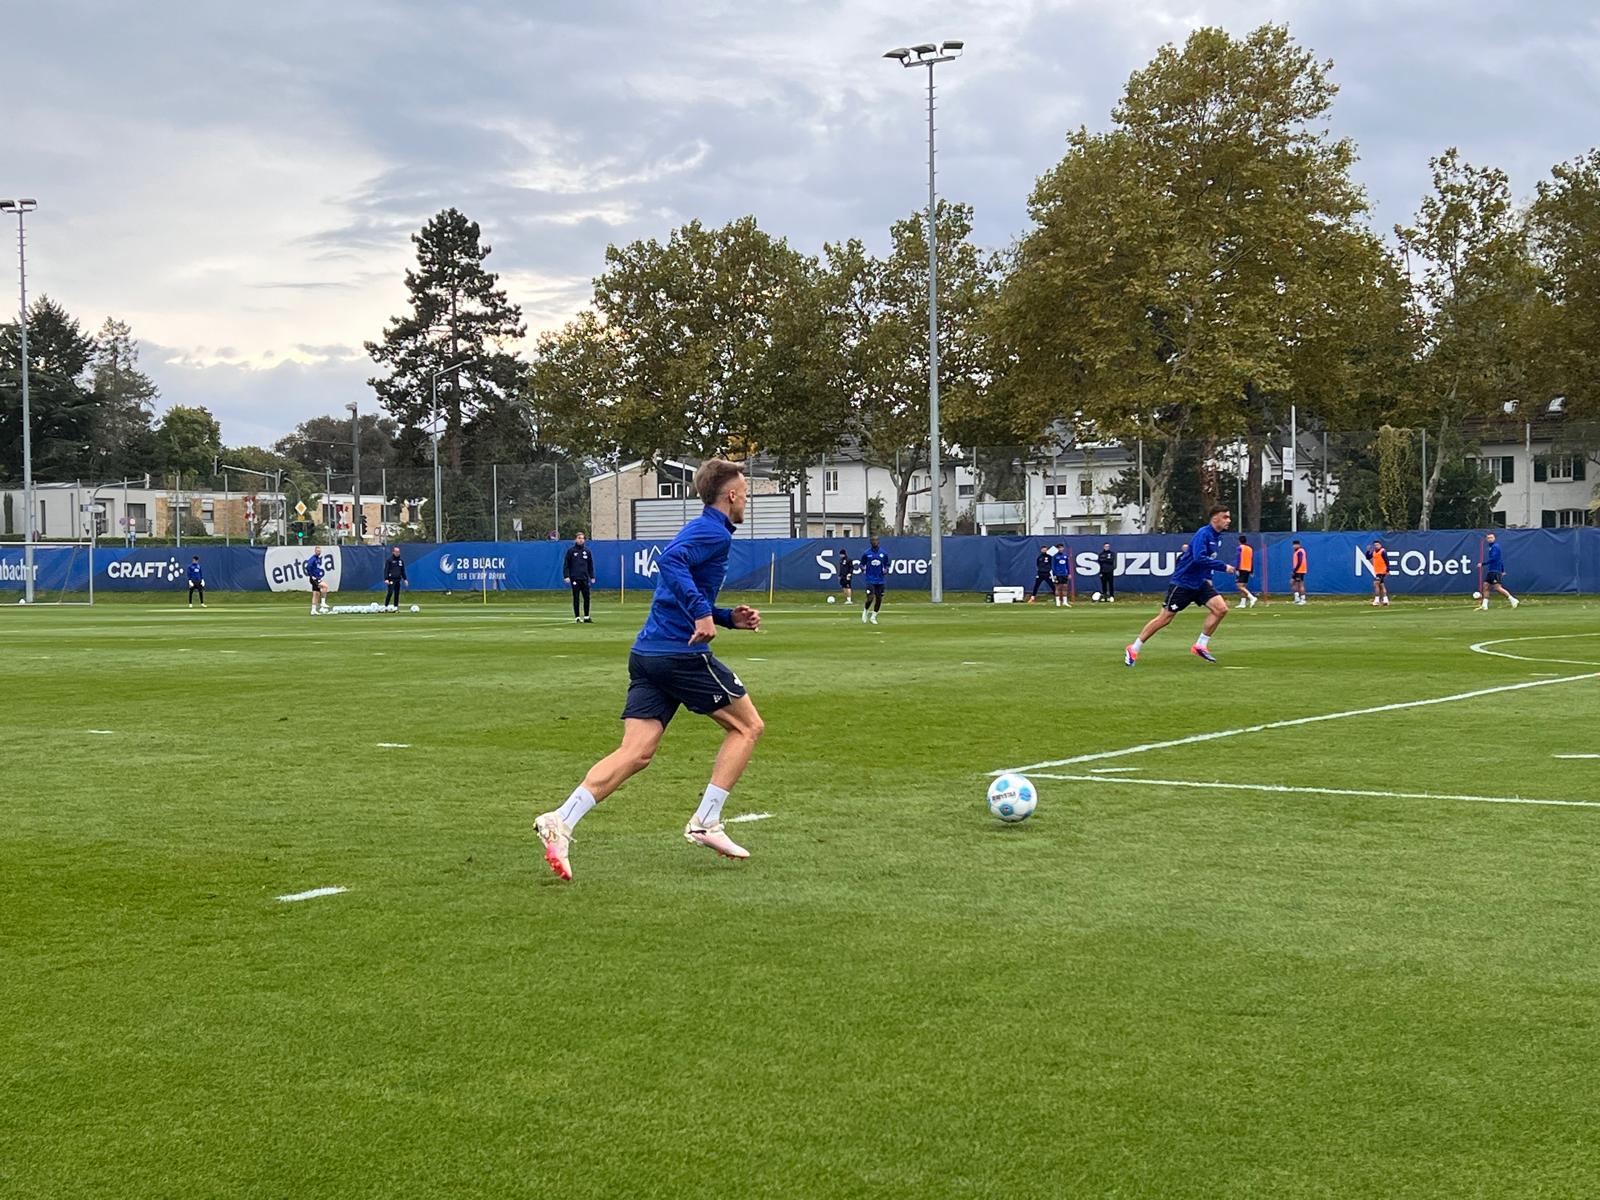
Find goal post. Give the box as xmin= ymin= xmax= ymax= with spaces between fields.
xmin=0 ymin=542 xmax=96 ymax=605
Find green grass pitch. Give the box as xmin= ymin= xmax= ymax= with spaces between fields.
xmin=4 ymin=590 xmax=1599 ymax=1198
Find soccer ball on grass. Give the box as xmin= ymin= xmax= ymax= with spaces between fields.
xmin=987 ymin=774 xmax=1038 ymax=824
xmin=410 ymin=604 xmax=421 ymax=613
xmin=827 ymin=595 xmax=836 ymax=604
xmin=1091 ymin=591 xmax=1102 ymax=602
xmin=1472 ymin=590 xmax=1483 ymax=600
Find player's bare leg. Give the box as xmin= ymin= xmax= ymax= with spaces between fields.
xmin=1190 ymin=594 xmax=1228 ymax=662
xmin=685 ymin=695 xmax=765 ymax=859
xmin=536 ymin=718 xmax=666 ymax=881
xmin=1494 ymin=582 xmax=1519 ymax=608
xmin=1125 ymin=605 xmax=1175 ymax=665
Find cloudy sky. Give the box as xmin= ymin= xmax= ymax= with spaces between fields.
xmin=4 ymin=0 xmax=1596 ymax=448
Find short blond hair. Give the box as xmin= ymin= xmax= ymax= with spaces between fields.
xmin=694 ymin=459 xmax=744 ymax=504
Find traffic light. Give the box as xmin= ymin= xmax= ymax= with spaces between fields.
xmin=360 ymin=513 xmax=368 ymax=536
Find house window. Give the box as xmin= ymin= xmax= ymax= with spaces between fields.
xmin=957 ymin=482 xmax=975 ymax=499
xmin=1549 ymin=456 xmax=1575 ymax=481
xmin=1079 ymin=474 xmax=1094 ymax=497
xmin=658 ymin=482 xmax=679 ymax=498
xmin=201 ymin=498 xmax=215 ymax=522
xmin=1535 ymin=456 xmax=1586 ymax=483
xmin=825 ymin=469 xmax=840 ymax=494
xmin=1491 ymin=511 xmax=1507 ymax=528
xmin=1044 ymin=483 xmax=1067 ymax=497
xmin=1470 ymin=456 xmax=1514 ymax=484
xmin=1542 ymin=508 xmax=1589 ymax=528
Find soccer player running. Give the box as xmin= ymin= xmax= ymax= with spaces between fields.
xmin=836 ymin=545 xmax=855 ymax=604
xmin=1479 ymin=531 xmax=1519 ymax=610
xmin=563 ymin=531 xmax=595 ymax=623
xmin=1097 ymin=542 xmax=1116 ymax=601
xmin=1290 ymin=539 xmax=1308 ymax=605
xmin=305 ymin=549 xmax=330 ymax=614
xmin=1233 ymin=535 xmax=1258 ymax=608
xmin=1028 ymin=545 xmax=1052 ymax=603
xmin=1050 ymin=544 xmax=1074 ymax=607
xmin=534 ymin=460 xmax=764 ymax=881
xmin=1124 ymin=505 xmax=1237 ymax=666
xmin=860 ymin=536 xmax=888 ymax=625
xmin=185 ymin=555 xmax=206 ymax=608
xmin=1370 ymin=540 xmax=1390 ymax=607
xmin=383 ymin=547 xmax=407 ymax=609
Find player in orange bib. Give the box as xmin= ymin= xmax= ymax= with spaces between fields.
xmin=1234 ymin=535 xmax=1258 ymax=608
xmin=1289 ymin=539 xmax=1308 ymax=605
xmin=1370 ymin=540 xmax=1390 ymax=607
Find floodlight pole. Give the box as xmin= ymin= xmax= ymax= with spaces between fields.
xmin=429 ymin=359 xmax=470 ymax=544
xmin=886 ymin=43 xmax=962 ymax=603
xmin=3 ymin=200 xmax=38 ymax=601
xmin=347 ymin=401 xmax=361 ymax=543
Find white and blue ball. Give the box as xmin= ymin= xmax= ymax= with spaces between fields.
xmin=987 ymin=774 xmax=1038 ymax=823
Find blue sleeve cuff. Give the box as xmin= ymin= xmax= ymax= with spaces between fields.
xmin=713 ymin=607 xmax=735 ymax=628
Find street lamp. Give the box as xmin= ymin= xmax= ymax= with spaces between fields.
xmin=428 ymin=359 xmax=470 ymax=544
xmin=883 ymin=42 xmax=962 ymax=604
xmin=1 ymin=199 xmax=39 ymax=602
xmin=345 ymin=400 xmax=362 ymax=544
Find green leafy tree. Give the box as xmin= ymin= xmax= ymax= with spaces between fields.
xmin=274 ymin=411 xmax=400 ymax=492
xmin=152 ymin=405 xmax=222 ymax=483
xmin=0 ymin=296 xmax=97 ymax=480
xmin=991 ymin=25 xmax=1402 ymax=532
xmin=1529 ymin=150 xmax=1600 ymax=421
xmin=1395 ymin=150 xmax=1544 ymax=529
xmin=87 ymin=318 xmax=158 ymax=477
xmin=366 ymin=208 xmax=526 ymax=472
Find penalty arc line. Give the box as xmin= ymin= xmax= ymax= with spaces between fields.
xmin=1029 ymin=773 xmax=1600 ymax=812
xmin=997 ymin=670 xmax=1600 ymax=776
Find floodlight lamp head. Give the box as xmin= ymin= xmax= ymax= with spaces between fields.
xmin=941 ymin=40 xmax=964 ymax=53
xmin=883 ymin=47 xmax=911 ymax=61
xmin=912 ymin=43 xmax=937 ymax=56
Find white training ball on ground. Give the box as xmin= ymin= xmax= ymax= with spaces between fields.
xmin=410 ymin=604 xmax=420 ymax=613
xmin=827 ymin=595 xmax=837 ymax=604
xmin=1472 ymin=590 xmax=1483 ymax=600
xmin=987 ymin=774 xmax=1038 ymax=824
xmin=1091 ymin=591 xmax=1102 ymax=602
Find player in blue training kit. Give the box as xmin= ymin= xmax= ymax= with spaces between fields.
xmin=305 ymin=550 xmax=330 ymax=613
xmin=1479 ymin=531 xmax=1519 ymax=611
xmin=1050 ymin=545 xmax=1074 ymax=607
xmin=534 ymin=460 xmax=764 ymax=881
xmin=1124 ymin=505 xmax=1238 ymax=665
xmin=859 ymin=536 xmax=888 ymax=624
xmin=185 ymin=556 xmax=206 ymax=608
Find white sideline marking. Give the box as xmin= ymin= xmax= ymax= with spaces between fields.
xmin=1088 ymin=766 xmax=1141 ymax=774
xmin=375 ymin=742 xmax=411 ymax=749
xmin=996 ymin=671 xmax=1599 ymax=775
xmin=1554 ymin=754 xmax=1600 ymax=760
xmin=1031 ymin=773 xmax=1600 ymax=812
xmin=728 ymin=812 xmax=773 ymax=823
xmin=1471 ymin=632 xmax=1600 ymax=668
xmin=86 ymin=729 xmax=115 ymax=735
xmin=277 ymin=886 xmax=348 ymax=903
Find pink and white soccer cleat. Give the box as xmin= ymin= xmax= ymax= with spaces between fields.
xmin=1124 ymin=644 xmax=1139 ymax=667
xmin=535 ymin=812 xmax=573 ymax=881
xmin=684 ymin=821 xmax=749 ymax=860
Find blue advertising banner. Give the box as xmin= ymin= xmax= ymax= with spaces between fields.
xmin=1 ymin=527 xmax=1596 ymax=595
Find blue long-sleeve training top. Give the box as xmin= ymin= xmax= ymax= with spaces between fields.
xmin=632 ymin=507 xmax=736 ymax=656
xmin=186 ymin=561 xmax=203 ymax=582
xmin=1170 ymin=524 xmax=1234 ymax=589
xmin=1485 ymin=542 xmax=1504 ymax=572
xmin=305 ymin=553 xmax=325 ymax=581
xmin=860 ymin=547 xmax=888 ymax=585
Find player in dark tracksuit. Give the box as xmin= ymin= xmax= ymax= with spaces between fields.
xmin=1029 ymin=547 xmax=1053 ymax=602
xmin=563 ymin=532 xmax=595 ymax=622
xmin=383 ymin=547 xmax=407 ymax=608
xmin=1096 ymin=543 xmax=1116 ymax=601
xmin=186 ymin=556 xmax=206 ymax=607
xmin=836 ymin=547 xmax=854 ymax=604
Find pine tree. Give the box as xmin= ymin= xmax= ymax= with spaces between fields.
xmin=365 ymin=209 xmax=526 ymax=472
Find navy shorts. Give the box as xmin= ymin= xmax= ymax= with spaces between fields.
xmin=1236 ymin=569 xmax=1251 ymax=586
xmin=1052 ymin=574 xmax=1071 ymax=586
xmin=622 ymin=651 xmax=746 ymax=726
xmin=1163 ymin=580 xmax=1218 ymax=612
xmin=1485 ymin=571 xmax=1502 ymax=586
xmin=838 ymin=574 xmax=853 ymax=589
xmin=866 ymin=582 xmax=885 ymax=598
xmin=1291 ymin=572 xmax=1305 ymax=583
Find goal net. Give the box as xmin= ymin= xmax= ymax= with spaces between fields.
xmin=0 ymin=542 xmax=95 ymax=605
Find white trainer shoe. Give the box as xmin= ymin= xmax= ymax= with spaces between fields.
xmin=535 ymin=812 xmax=574 ymax=881
xmin=684 ymin=820 xmax=749 ymax=859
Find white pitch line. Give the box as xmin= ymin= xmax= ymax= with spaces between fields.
xmin=277 ymin=886 xmax=348 ymax=903
xmin=86 ymin=729 xmax=115 ymax=735
xmin=1087 ymin=766 xmax=1141 ymax=774
xmin=728 ymin=812 xmax=773 ymax=823
xmin=997 ymin=671 xmax=1599 ymax=775
xmin=1554 ymin=754 xmax=1600 ymax=760
xmin=375 ymin=742 xmax=411 ymax=749
xmin=1031 ymin=773 xmax=1600 ymax=812
xmin=1471 ymin=632 xmax=1600 ymax=668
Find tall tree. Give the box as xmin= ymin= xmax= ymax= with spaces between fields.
xmin=1528 ymin=150 xmax=1600 ymax=476
xmin=366 ymin=208 xmax=526 ymax=472
xmin=274 ymin=412 xmax=400 ymax=491
xmin=990 ymin=24 xmax=1398 ymax=531
xmin=0 ymin=297 xmax=98 ymax=480
xmin=1395 ymin=149 xmax=1544 ymax=529
xmin=151 ymin=405 xmax=222 ymax=482
xmin=87 ymin=318 xmax=159 ymax=477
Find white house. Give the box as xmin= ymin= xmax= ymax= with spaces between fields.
xmin=1468 ymin=401 xmax=1596 ymax=528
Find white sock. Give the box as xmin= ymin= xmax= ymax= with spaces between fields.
xmin=557 ymin=786 xmax=596 ymax=828
xmin=1131 ymin=637 xmax=1144 ymax=652
xmin=693 ymin=784 xmax=729 ymax=827
xmin=1196 ymin=632 xmax=1211 ymax=648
